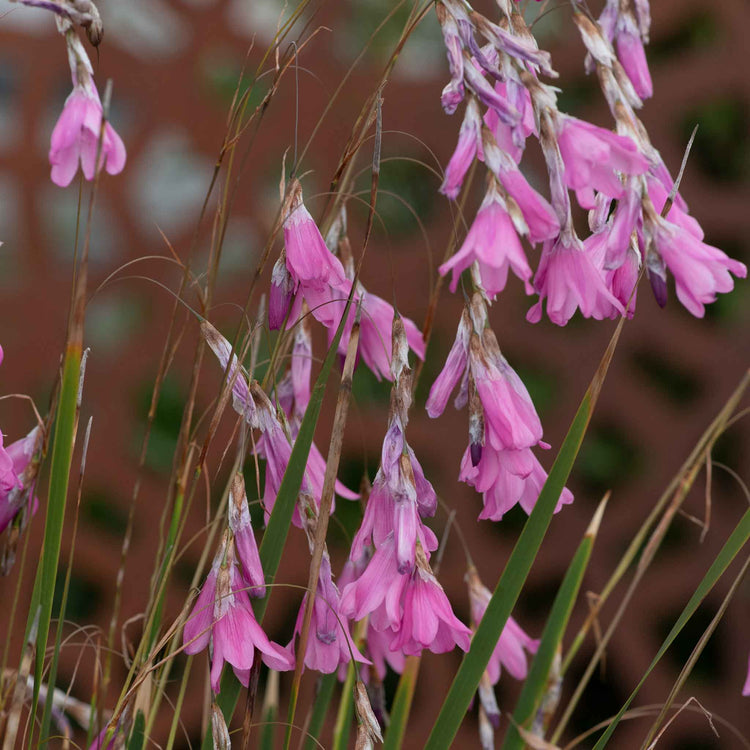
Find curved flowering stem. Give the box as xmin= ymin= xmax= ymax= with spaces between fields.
xmin=424 ymin=314 xmax=625 ymax=749
xmin=591 ymin=508 xmax=750 ymax=748
xmin=501 ymin=494 xmax=608 ymax=750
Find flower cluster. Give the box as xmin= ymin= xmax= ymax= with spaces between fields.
xmin=340 ymin=319 xmax=471 ymax=668
xmin=434 ymin=0 xmax=744 ymax=323
xmin=271 ymin=182 xmax=425 ymax=381
xmin=427 ymin=292 xmax=573 ymax=521
xmin=183 ymin=528 xmax=293 ymax=692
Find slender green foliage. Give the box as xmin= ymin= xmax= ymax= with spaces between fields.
xmin=383 ymin=656 xmax=420 ymax=750
xmin=501 ymin=497 xmax=606 ymax=749
xmin=592 ymin=505 xmax=750 ymax=748
xmin=304 ymin=674 xmax=337 ymax=750
xmin=28 ymin=346 xmax=81 ymax=719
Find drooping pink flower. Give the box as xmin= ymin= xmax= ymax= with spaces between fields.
xmin=289 ymin=553 xmax=369 ymax=674
xmin=648 ymin=217 xmax=747 ymax=318
xmin=646 ymin=175 xmax=703 ymax=240
xmin=389 ymin=547 xmax=472 ymax=657
xmin=467 ymin=568 xmax=539 ymax=685
xmin=439 ymin=181 xmax=533 ymax=297
xmin=49 ymin=85 xmax=126 ymax=188
xmin=183 ymin=535 xmax=293 ymax=692
xmin=346 ymin=290 xmax=425 ymax=382
xmin=470 ymin=331 xmax=543 ymax=452
xmin=527 ymin=233 xmax=625 ymax=326
xmin=227 ymin=473 xmax=265 ymax=597
xmin=440 ymin=98 xmax=483 ymax=200
xmin=436 ymin=2 xmax=465 ymax=114
xmin=340 ymin=535 xmax=407 ymax=630
xmin=283 ymin=184 xmax=349 ymax=295
xmin=351 ymin=409 xmax=438 ymax=572
xmin=366 ymin=622 xmax=405 ymax=681
xmin=0 ymin=427 xmax=41 ymax=536
xmin=425 ymin=309 xmax=471 ymax=419
xmin=269 ymin=253 xmax=295 ymax=330
xmin=484 ymin=81 xmax=536 ymax=164
xmin=556 ymin=115 xmax=648 ymax=209
xmin=460 ymin=443 xmax=573 ymax=521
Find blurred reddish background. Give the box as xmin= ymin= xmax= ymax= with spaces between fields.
xmin=0 ymin=0 xmax=748 ymax=747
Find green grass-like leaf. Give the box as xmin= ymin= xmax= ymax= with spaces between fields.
xmin=27 ymin=346 xmax=81 ymax=722
xmin=304 ymin=673 xmax=337 ymax=749
xmin=591 ymin=505 xmax=750 ymax=748
xmin=501 ymin=498 xmax=605 ymax=749
xmin=382 ymin=655 xmax=420 ymax=750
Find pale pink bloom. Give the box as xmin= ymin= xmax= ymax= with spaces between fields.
xmin=585 ymin=227 xmax=640 ymax=315
xmin=183 ymin=541 xmax=293 ymax=692
xmin=390 ymin=561 xmax=471 ymax=657
xmin=743 ymin=652 xmax=750 ymax=696
xmin=461 ymin=54 xmax=521 ymax=127
xmin=646 ymin=176 xmax=703 ymax=240
xmin=470 ymin=333 xmax=543 ymax=452
xmin=351 ymin=421 xmax=438 ymax=573
xmin=366 ymin=623 xmax=405 ymax=680
xmin=290 ymin=322 xmax=313 ymax=418
xmin=460 ymin=443 xmax=573 ymax=521
xmin=290 ymin=554 xmax=369 ymax=674
xmin=467 ymin=571 xmax=539 ymax=685
xmin=49 ymin=86 xmax=126 ymax=188
xmin=426 ymin=305 xmax=543 ymax=451
xmin=340 ymin=535 xmax=407 ymax=631
xmin=483 ymin=141 xmax=560 ymax=243
xmin=527 ymin=233 xmax=625 ymax=326
xmin=0 ymin=427 xmax=41 ymax=535
xmin=556 ymin=116 xmax=648 ymax=209
xmin=440 ymin=98 xmax=483 ymax=199
xmin=353 ymin=291 xmax=425 ymax=382
xmin=439 ymin=183 xmax=533 ymax=297
xmin=649 ymin=218 xmax=747 ymax=318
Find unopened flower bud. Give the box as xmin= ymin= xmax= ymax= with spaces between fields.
xmin=269 ymin=253 xmax=294 ymax=330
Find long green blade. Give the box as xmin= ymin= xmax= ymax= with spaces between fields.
xmin=502 ymin=498 xmax=605 ymax=749
xmin=424 ymin=322 xmax=622 ymax=749
xmin=29 ymin=346 xmax=81 ymax=714
xmin=304 ymin=673 xmax=337 ymax=750
xmin=382 ymin=656 xmax=420 ymax=750
xmin=591 ymin=505 xmax=750 ymax=748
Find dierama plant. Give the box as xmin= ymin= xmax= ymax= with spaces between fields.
xmin=0 ymin=1 xmax=747 ymax=749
